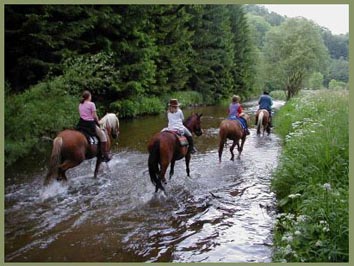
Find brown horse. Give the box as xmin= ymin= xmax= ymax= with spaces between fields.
xmin=44 ymin=113 xmax=119 ymax=185
xmin=255 ymin=109 xmax=270 ymax=136
xmin=148 ymin=113 xmax=203 ymax=193
xmin=218 ymin=114 xmax=250 ymax=162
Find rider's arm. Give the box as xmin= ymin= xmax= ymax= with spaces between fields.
xmin=93 ymin=111 xmax=100 ymax=126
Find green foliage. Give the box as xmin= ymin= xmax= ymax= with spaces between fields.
xmin=263 ymin=18 xmax=330 ymax=99
xmin=5 ymin=79 xmax=78 ymax=166
xmin=321 ymin=29 xmax=348 ymax=60
xmin=162 ymin=91 xmax=204 ymax=107
xmin=328 ymin=79 xmax=347 ymax=90
xmin=270 ymin=90 xmax=287 ymax=101
xmin=307 ymin=72 xmax=324 ymax=90
xmin=326 ymin=58 xmax=348 ymax=85
xmin=110 ymin=96 xmax=164 ymax=118
xmin=272 ymin=90 xmax=348 ymax=262
xmin=62 ymin=52 xmax=121 ymax=96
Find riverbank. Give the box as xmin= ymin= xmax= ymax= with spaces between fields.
xmin=271 ymin=89 xmax=349 ymax=262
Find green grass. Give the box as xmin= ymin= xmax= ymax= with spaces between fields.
xmin=271 ymin=89 xmax=348 ymax=262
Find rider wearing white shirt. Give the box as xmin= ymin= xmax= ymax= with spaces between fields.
xmin=166 ymin=99 xmax=196 ymax=154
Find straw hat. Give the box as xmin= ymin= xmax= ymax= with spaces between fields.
xmin=168 ymin=99 xmax=180 ymax=107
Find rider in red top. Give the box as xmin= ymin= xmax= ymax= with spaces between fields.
xmin=228 ymin=95 xmax=250 ymax=135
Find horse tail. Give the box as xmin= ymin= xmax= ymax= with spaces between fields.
xmin=218 ymin=123 xmax=227 ymax=162
xmin=148 ymin=139 xmax=164 ymax=192
xmin=257 ymin=111 xmax=264 ymax=134
xmin=44 ymin=137 xmax=62 ymax=185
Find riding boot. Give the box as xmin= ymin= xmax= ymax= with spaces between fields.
xmin=244 ymin=127 xmax=250 ymax=135
xmin=186 ymin=136 xmax=197 ymax=154
xmin=269 ymin=117 xmax=273 ymax=128
xmin=100 ymin=141 xmax=111 ymax=162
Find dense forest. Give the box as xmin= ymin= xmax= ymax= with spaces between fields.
xmin=4 ymin=4 xmax=349 ymax=166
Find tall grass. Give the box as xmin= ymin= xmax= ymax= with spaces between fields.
xmin=271 ymin=90 xmax=348 ymax=262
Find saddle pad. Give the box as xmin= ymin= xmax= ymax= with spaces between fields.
xmin=88 ymin=136 xmax=99 ymax=145
xmin=178 ymin=136 xmax=189 ymax=146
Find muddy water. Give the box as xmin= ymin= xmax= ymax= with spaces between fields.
xmin=5 ymin=100 xmax=284 ymax=262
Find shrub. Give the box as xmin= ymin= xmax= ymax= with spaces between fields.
xmin=110 ymin=96 xmax=164 ymax=118
xmin=272 ymin=90 xmax=348 ymax=262
xmin=5 ymin=78 xmax=78 ymax=166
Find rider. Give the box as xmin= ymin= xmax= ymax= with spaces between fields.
xmin=166 ymin=99 xmax=197 ymax=154
xmin=256 ymin=90 xmax=273 ymax=127
xmin=228 ymin=95 xmax=250 ymax=135
xmin=77 ymin=90 xmax=111 ymax=162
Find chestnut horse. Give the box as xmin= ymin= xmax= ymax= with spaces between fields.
xmin=218 ymin=114 xmax=250 ymax=162
xmin=255 ymin=109 xmax=270 ymax=136
xmin=148 ymin=113 xmax=203 ymax=193
xmin=44 ymin=113 xmax=119 ymax=185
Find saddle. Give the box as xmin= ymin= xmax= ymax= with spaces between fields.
xmin=76 ymin=127 xmax=99 ymax=145
xmin=162 ymin=129 xmax=189 ymax=146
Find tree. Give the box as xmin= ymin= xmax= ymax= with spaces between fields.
xmin=229 ymin=5 xmax=256 ymax=97
xmin=188 ymin=5 xmax=234 ymax=103
xmin=325 ymin=57 xmax=348 ymax=85
xmin=263 ymin=18 xmax=330 ymax=99
xmin=308 ymin=72 xmax=324 ymax=90
xmin=150 ymin=5 xmax=194 ymax=94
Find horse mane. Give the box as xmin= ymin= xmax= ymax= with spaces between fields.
xmin=100 ymin=113 xmax=119 ymax=130
xmin=184 ymin=113 xmax=197 ymax=125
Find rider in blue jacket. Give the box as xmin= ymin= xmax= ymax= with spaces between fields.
xmin=256 ymin=91 xmax=273 ymax=127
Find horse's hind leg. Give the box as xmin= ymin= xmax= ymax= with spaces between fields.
xmin=169 ymin=160 xmax=175 ymax=179
xmin=218 ymin=138 xmax=226 ymax=163
xmin=237 ymin=137 xmax=246 ymax=159
xmin=58 ymin=160 xmax=79 ymax=182
xmin=185 ymin=154 xmax=191 ymax=177
xmin=230 ymin=140 xmax=237 ymax=161
xmin=94 ymin=158 xmax=102 ymax=178
xmin=266 ymin=124 xmax=271 ymax=135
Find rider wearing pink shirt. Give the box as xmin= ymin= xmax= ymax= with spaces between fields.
xmin=77 ymin=90 xmax=111 ymax=162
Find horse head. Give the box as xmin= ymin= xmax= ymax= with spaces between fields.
xmin=100 ymin=113 xmax=120 ymax=139
xmin=184 ymin=113 xmax=203 ymax=136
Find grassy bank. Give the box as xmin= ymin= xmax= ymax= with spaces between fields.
xmin=271 ymin=90 xmax=348 ymax=262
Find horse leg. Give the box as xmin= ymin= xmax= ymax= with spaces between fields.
xmin=218 ymin=138 xmax=226 ymax=163
xmin=94 ymin=158 xmax=102 ymax=178
xmin=159 ymin=160 xmax=169 ymax=185
xmin=266 ymin=123 xmax=271 ymax=135
xmin=185 ymin=153 xmax=191 ymax=177
xmin=238 ymin=137 xmax=246 ymax=159
xmin=57 ymin=160 xmax=80 ymax=182
xmin=169 ymin=160 xmax=175 ymax=179
xmin=230 ymin=140 xmax=237 ymax=161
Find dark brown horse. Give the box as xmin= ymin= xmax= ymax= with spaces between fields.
xmin=44 ymin=113 xmax=119 ymax=185
xmin=218 ymin=114 xmax=250 ymax=162
xmin=255 ymin=109 xmax=270 ymax=136
xmin=148 ymin=113 xmax=203 ymax=192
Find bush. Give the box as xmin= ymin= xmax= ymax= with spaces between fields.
xmin=272 ymin=90 xmax=348 ymax=262
xmin=270 ymin=90 xmax=287 ymax=101
xmin=328 ymin=79 xmax=348 ymax=90
xmin=161 ymin=91 xmax=204 ymax=107
xmin=5 ymin=78 xmax=78 ymax=166
xmin=110 ymin=96 xmax=164 ymax=118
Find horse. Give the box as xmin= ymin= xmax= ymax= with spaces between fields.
xmin=255 ymin=109 xmax=270 ymax=136
xmin=147 ymin=113 xmax=203 ymax=193
xmin=218 ymin=114 xmax=250 ymax=162
xmin=44 ymin=113 xmax=119 ymax=185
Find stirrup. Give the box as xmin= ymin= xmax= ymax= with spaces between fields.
xmin=189 ymin=147 xmax=197 ymax=154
